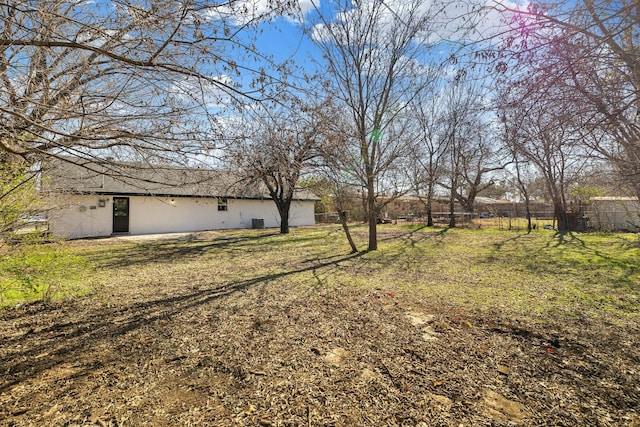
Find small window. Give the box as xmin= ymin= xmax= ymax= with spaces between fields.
xmin=218 ymin=198 xmax=228 ymax=211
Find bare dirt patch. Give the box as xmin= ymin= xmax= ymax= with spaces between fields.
xmin=1 ymin=228 xmax=639 ymax=426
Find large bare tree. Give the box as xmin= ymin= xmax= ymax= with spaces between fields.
xmin=0 ymin=0 xmax=293 ymax=168
xmin=499 ymin=78 xmax=593 ymax=231
xmin=497 ymin=0 xmax=640 ymax=199
xmin=308 ymin=0 xmax=440 ymax=250
xmin=436 ymin=82 xmax=504 ymax=227
xmin=226 ymin=96 xmax=329 ymax=234
xmin=405 ymin=91 xmax=450 ymax=226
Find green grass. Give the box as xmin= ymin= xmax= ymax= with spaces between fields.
xmin=368 ymin=227 xmax=639 ymax=319
xmin=2 ymin=226 xmax=638 ymax=321
xmin=0 ymin=243 xmax=90 ymax=306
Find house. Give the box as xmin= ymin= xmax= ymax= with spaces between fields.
xmin=588 ymin=197 xmax=640 ymax=232
xmin=42 ymin=158 xmax=317 ymax=239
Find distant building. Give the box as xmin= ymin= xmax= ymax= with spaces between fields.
xmin=588 ymin=197 xmax=640 ymax=232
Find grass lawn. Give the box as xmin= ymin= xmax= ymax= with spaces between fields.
xmin=1 ymin=225 xmax=639 ymax=426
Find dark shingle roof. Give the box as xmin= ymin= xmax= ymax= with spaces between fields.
xmin=42 ymin=157 xmax=317 ymax=201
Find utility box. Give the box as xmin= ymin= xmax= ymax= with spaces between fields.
xmin=252 ymin=218 xmax=265 ymax=229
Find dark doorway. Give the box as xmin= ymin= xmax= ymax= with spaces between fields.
xmin=113 ymin=197 xmax=129 ymax=233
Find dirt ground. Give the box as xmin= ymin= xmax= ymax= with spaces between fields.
xmin=1 ymin=232 xmax=639 ymax=426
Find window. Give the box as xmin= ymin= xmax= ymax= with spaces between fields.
xmin=217 ymin=198 xmax=228 ymax=211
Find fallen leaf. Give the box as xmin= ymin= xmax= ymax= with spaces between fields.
xmin=497 ymin=365 xmax=511 ymax=375
xmin=44 ymin=404 xmax=60 ymax=417
xmin=359 ymin=368 xmax=377 ymax=381
xmin=483 ymin=390 xmax=525 ymax=421
xmin=429 ymin=393 xmax=453 ymax=409
xmin=258 ymin=417 xmax=272 ymax=426
xmin=323 ymin=348 xmax=349 ymax=366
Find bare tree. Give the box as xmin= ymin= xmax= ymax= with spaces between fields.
xmin=456 ymin=128 xmax=506 ymax=213
xmin=0 ymin=0 xmax=294 ymax=168
xmin=227 ymin=96 xmax=328 ymax=234
xmin=308 ymin=0 xmax=441 ymax=250
xmin=438 ymin=82 xmax=500 ymax=227
xmin=499 ymin=112 xmax=536 ymax=232
xmin=0 ymin=0 xmax=302 ymax=230
xmin=406 ymin=92 xmax=449 ymax=226
xmin=499 ymin=81 xmax=592 ymax=231
xmin=497 ymin=0 xmax=640 ymax=199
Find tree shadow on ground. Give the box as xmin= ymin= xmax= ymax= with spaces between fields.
xmin=490 ymin=233 xmax=530 ymax=252
xmin=491 ymin=231 xmax=638 ymax=291
xmin=547 ymin=231 xmax=586 ymax=248
xmin=0 ymin=250 xmax=363 ymax=393
xmin=378 ymin=225 xmax=449 ymax=247
xmin=83 ymin=231 xmax=326 ymax=270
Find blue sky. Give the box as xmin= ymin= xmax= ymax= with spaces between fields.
xmin=253 ymin=18 xmax=318 ymax=71
xmin=233 ymin=0 xmax=528 ymax=84
xmin=177 ymin=0 xmax=532 ymax=117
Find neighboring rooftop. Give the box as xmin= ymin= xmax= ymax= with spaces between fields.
xmin=590 ymin=196 xmax=639 ymax=201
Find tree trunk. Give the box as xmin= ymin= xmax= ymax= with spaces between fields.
xmin=425 ymin=183 xmax=434 ymax=226
xmin=368 ymin=209 xmax=378 ymax=251
xmin=338 ymin=210 xmax=358 ymax=253
xmin=448 ymin=187 xmax=456 ymax=228
xmin=524 ymin=195 xmax=533 ymax=233
xmin=366 ymin=176 xmax=378 ymax=251
xmin=276 ymin=200 xmax=291 ymax=234
xmin=465 ymin=187 xmax=478 ymax=214
xmin=554 ymin=202 xmax=570 ymax=232
xmin=426 ymin=204 xmax=433 ymax=227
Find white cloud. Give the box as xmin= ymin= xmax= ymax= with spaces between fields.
xmin=204 ymin=0 xmax=316 ymax=26
xmin=429 ymin=0 xmax=529 ymax=43
xmin=310 ymin=0 xmax=528 ymax=45
xmin=297 ymin=0 xmax=316 ymax=17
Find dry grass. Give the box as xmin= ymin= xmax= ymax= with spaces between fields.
xmin=1 ymin=225 xmax=639 ymax=426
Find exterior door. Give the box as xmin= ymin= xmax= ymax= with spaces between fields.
xmin=112 ymin=197 xmax=129 ymax=233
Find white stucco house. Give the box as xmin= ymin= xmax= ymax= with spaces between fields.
xmin=42 ymin=158 xmax=317 ymax=239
